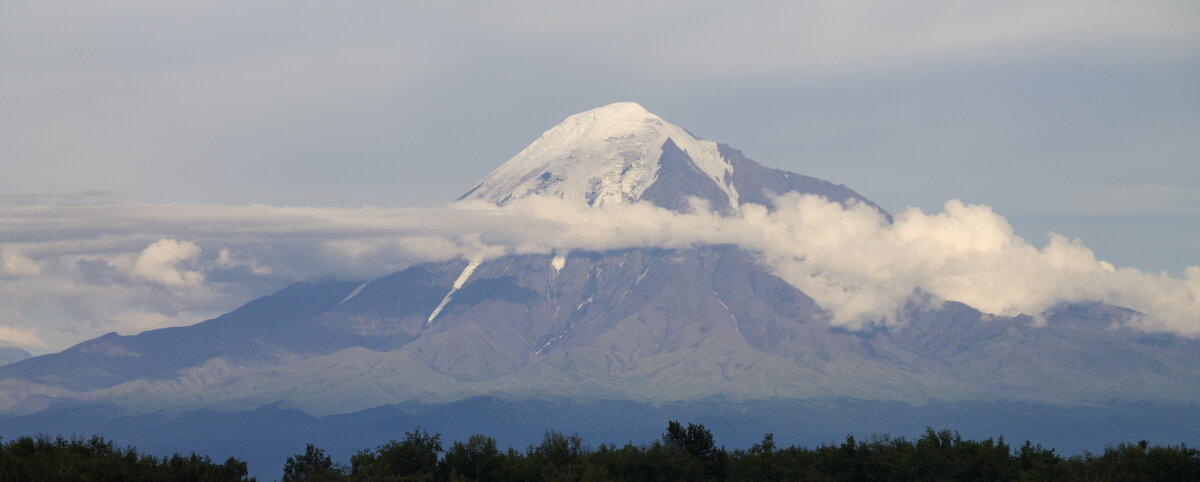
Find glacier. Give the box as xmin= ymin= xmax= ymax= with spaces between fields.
xmin=460 ymin=102 xmax=739 ymax=210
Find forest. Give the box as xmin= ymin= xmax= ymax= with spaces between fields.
xmin=2 ymin=422 xmax=1198 ymax=481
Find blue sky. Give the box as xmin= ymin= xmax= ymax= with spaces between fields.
xmin=1 ymin=1 xmax=1198 ymax=351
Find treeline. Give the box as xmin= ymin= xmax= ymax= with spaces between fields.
xmin=3 ymin=423 xmax=1198 ymax=481
xmin=287 ymin=422 xmax=1200 ymax=481
xmin=0 ymin=434 xmax=250 ymax=481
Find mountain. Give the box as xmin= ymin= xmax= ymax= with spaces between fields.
xmin=2 ymin=102 xmax=1198 ymax=476
xmin=3 ymin=101 xmax=1198 ymax=412
xmin=3 ymin=246 xmax=1197 ymax=416
xmin=459 ymin=102 xmax=889 ymax=218
xmin=0 ymin=347 xmax=30 ymax=367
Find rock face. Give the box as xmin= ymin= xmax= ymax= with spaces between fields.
xmin=1 ymin=102 xmax=1198 ymax=418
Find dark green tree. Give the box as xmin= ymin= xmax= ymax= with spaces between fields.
xmin=440 ymin=434 xmax=504 ymax=481
xmin=0 ymin=435 xmax=251 ymax=481
xmin=531 ymin=429 xmax=585 ymax=478
xmin=664 ymin=421 xmax=714 ymax=460
xmin=663 ymin=420 xmax=728 ymax=480
xmin=282 ymin=443 xmax=343 ymax=481
xmin=351 ymin=427 xmax=442 ymax=480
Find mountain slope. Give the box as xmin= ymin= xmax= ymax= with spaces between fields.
xmin=1 ymin=102 xmax=1197 ymax=419
xmin=459 ymin=102 xmax=885 ymax=219
xmin=0 ymin=348 xmax=30 ymax=367
xmin=3 ymin=247 xmax=1198 ymax=416
xmin=459 ymin=102 xmax=736 ymax=209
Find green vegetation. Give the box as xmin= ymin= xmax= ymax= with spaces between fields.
xmin=0 ymin=434 xmax=250 ymax=481
xmin=286 ymin=425 xmax=1199 ymax=481
xmin=3 ymin=425 xmax=1198 ymax=481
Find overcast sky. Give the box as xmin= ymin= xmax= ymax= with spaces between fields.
xmin=2 ymin=1 xmax=1199 ymax=353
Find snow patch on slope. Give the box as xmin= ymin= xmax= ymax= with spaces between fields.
xmin=340 ymin=278 xmax=374 ymax=305
xmin=462 ymin=102 xmax=737 ymax=210
xmin=427 ymin=258 xmax=481 ymax=325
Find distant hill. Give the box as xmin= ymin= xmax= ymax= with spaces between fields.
xmin=0 ymin=347 xmax=30 ymax=367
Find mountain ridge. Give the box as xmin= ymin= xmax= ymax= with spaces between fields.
xmin=2 ymin=247 xmax=1197 ymax=417
xmin=459 ymin=102 xmax=889 ymax=220
xmin=0 ymin=102 xmax=1195 ymax=422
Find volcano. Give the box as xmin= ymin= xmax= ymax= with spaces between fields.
xmin=2 ymin=102 xmax=1198 ymax=475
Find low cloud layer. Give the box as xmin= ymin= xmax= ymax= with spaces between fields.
xmin=1 ymin=196 xmax=1197 ymax=352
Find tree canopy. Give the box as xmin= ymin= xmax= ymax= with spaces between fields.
xmin=3 ymin=423 xmax=1197 ymax=481
xmin=283 ymin=423 xmax=1200 ymax=481
xmin=0 ymin=434 xmax=250 ymax=481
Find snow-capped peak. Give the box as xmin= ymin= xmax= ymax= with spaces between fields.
xmin=460 ymin=102 xmax=738 ymax=209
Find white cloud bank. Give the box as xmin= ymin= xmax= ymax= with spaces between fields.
xmin=472 ymin=195 xmax=1199 ymax=335
xmin=0 ymin=195 xmax=1197 ymax=352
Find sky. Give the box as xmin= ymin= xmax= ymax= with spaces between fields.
xmin=2 ymin=1 xmax=1198 ymax=353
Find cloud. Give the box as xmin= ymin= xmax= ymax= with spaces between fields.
xmin=5 ymin=0 xmax=1197 ymax=214
xmin=131 ymin=239 xmax=205 ymax=288
xmin=463 ymin=0 xmax=1200 ymax=78
xmin=0 ymin=309 xmax=47 ymax=349
xmin=462 ymin=195 xmax=1200 ymax=335
xmin=0 ymin=196 xmax=1198 ymax=353
xmin=76 ymin=257 xmax=121 ymax=285
xmin=0 ymin=325 xmax=46 ymax=350
xmin=214 ymin=248 xmax=272 ymax=276
xmin=1 ymin=249 xmax=41 ymax=278
xmin=0 ymin=0 xmax=1195 ymax=354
